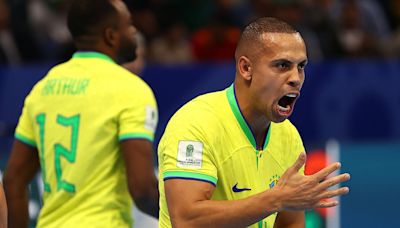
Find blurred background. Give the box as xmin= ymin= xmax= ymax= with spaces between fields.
xmin=1 ymin=0 xmax=400 ymax=227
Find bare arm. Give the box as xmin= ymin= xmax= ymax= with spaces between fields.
xmin=3 ymin=140 xmax=40 ymax=228
xmin=165 ymin=179 xmax=281 ymax=228
xmin=165 ymin=152 xmax=350 ymax=228
xmin=0 ymin=183 xmax=7 ymax=228
xmin=273 ymin=211 xmax=304 ymax=228
xmin=121 ymin=139 xmax=159 ymax=218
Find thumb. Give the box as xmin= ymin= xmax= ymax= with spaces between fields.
xmin=291 ymin=152 xmax=306 ymax=172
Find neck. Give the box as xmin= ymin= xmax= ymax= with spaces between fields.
xmin=75 ymin=39 xmax=117 ymax=62
xmin=234 ymin=82 xmax=271 ymax=149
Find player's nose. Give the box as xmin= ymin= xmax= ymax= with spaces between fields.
xmin=288 ymin=70 xmax=303 ymax=89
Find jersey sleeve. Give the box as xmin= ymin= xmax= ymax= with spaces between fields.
xmin=14 ymin=95 xmax=37 ymax=147
xmin=117 ymin=82 xmax=158 ymax=142
xmin=158 ymin=107 xmax=218 ymax=186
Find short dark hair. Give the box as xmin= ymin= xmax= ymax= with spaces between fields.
xmin=67 ymin=0 xmax=119 ymax=40
xmin=235 ymin=17 xmax=299 ymax=59
xmin=241 ymin=17 xmax=297 ymax=39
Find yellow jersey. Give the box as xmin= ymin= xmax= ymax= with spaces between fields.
xmin=15 ymin=52 xmax=158 ymax=227
xmin=158 ymin=84 xmax=304 ymax=228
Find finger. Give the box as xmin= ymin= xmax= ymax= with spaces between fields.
xmin=315 ymin=200 xmax=339 ymax=208
xmin=317 ymin=173 xmax=351 ymax=191
xmin=290 ymin=152 xmax=306 ymax=173
xmin=318 ymin=187 xmax=350 ymax=199
xmin=313 ymin=162 xmax=341 ymax=181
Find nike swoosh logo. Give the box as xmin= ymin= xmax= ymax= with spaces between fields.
xmin=232 ymin=183 xmax=251 ymax=193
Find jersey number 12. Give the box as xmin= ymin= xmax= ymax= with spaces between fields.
xmin=36 ymin=113 xmax=80 ymax=193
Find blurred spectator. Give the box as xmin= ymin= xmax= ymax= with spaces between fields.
xmin=383 ymin=0 xmax=400 ymax=31
xmin=149 ymin=21 xmax=193 ymax=64
xmin=0 ymin=0 xmax=21 ymax=65
xmin=1 ymin=0 xmax=399 ymax=64
xmin=28 ymin=0 xmax=74 ymax=63
xmin=352 ymin=0 xmax=390 ymax=39
xmin=335 ymin=0 xmax=381 ymax=58
xmin=190 ymin=13 xmax=240 ymax=62
xmin=303 ymin=0 xmax=345 ymax=59
xmin=215 ymin=0 xmax=252 ymax=27
xmin=247 ymin=0 xmax=274 ymax=21
xmin=164 ymin=0 xmax=215 ymax=32
xmin=132 ymin=8 xmax=160 ymax=43
xmin=384 ymin=0 xmax=400 ymax=57
xmin=270 ymin=0 xmax=324 ymax=61
xmin=130 ymin=0 xmax=213 ymax=44
xmin=6 ymin=0 xmax=41 ymax=63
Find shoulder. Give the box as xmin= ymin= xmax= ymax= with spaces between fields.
xmin=23 ymin=63 xmax=63 ymax=103
xmin=170 ymin=90 xmax=225 ymax=128
xmin=116 ymin=67 xmax=154 ymax=94
xmin=161 ymin=90 xmax=226 ymax=143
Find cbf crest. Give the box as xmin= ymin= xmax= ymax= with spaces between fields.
xmin=269 ymin=174 xmax=280 ymax=189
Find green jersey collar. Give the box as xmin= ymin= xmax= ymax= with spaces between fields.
xmin=226 ymin=84 xmax=271 ymax=150
xmin=72 ymin=52 xmax=115 ymax=63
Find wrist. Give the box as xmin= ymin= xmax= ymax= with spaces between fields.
xmin=261 ymin=187 xmax=284 ymax=213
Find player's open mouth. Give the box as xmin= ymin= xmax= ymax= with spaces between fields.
xmin=277 ymin=93 xmax=299 ymax=116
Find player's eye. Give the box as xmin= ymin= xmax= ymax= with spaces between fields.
xmin=276 ymin=61 xmax=291 ymax=70
xmin=298 ymin=60 xmax=308 ymax=70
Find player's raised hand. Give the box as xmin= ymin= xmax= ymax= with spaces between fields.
xmin=274 ymin=152 xmax=350 ymax=211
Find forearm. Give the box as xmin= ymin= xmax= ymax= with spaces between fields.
xmin=4 ymin=140 xmax=41 ymax=227
xmin=134 ymin=186 xmax=159 ymax=218
xmin=121 ymin=139 xmax=159 ymax=218
xmin=131 ymin=178 xmax=159 ymax=218
xmin=3 ymin=181 xmax=29 ymax=228
xmin=170 ymin=188 xmax=282 ymax=228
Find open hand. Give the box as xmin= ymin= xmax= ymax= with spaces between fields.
xmin=275 ymin=152 xmax=350 ymax=211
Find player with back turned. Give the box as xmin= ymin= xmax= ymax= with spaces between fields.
xmin=3 ymin=0 xmax=159 ymax=227
xmin=158 ymin=17 xmax=350 ymax=227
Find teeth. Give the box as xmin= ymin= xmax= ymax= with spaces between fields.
xmin=286 ymin=93 xmax=297 ymax=98
xmin=278 ymin=105 xmax=290 ymax=111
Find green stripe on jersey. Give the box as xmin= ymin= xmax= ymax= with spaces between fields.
xmin=118 ymin=133 xmax=153 ymax=142
xmin=15 ymin=133 xmax=37 ymax=147
xmin=226 ymin=85 xmax=257 ymax=148
xmin=163 ymin=171 xmax=217 ymax=185
xmin=263 ymin=125 xmax=271 ymax=150
xmin=72 ymin=52 xmax=115 ymax=63
xmin=226 ymin=84 xmax=271 ymax=151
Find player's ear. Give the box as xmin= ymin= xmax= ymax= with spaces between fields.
xmin=104 ymin=27 xmax=119 ymax=47
xmin=238 ymin=56 xmax=252 ymax=81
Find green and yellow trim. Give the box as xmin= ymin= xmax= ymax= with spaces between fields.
xmin=163 ymin=171 xmax=217 ymax=186
xmin=72 ymin=52 xmax=115 ymax=63
xmin=118 ymin=133 xmax=154 ymax=142
xmin=263 ymin=126 xmax=271 ymax=149
xmin=15 ymin=133 xmax=37 ymax=147
xmin=226 ymin=84 xmax=271 ymax=151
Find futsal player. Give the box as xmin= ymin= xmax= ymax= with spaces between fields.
xmin=3 ymin=0 xmax=159 ymax=227
xmin=158 ymin=17 xmax=350 ymax=227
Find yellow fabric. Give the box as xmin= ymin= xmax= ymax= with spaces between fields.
xmin=158 ymin=85 xmax=304 ymax=228
xmin=15 ymin=52 xmax=158 ymax=228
